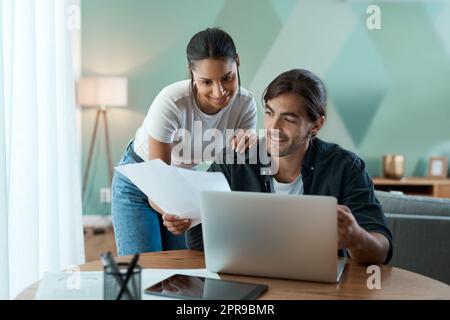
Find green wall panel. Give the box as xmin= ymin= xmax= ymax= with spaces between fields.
xmin=81 ymin=0 xmax=450 ymax=215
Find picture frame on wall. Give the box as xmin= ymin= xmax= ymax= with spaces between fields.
xmin=428 ymin=157 xmax=448 ymax=178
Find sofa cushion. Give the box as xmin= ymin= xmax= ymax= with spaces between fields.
xmin=374 ymin=190 xmax=450 ymax=284
xmin=375 ymin=190 xmax=450 ymax=217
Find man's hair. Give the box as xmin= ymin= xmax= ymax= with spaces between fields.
xmin=263 ymin=69 xmax=327 ymax=127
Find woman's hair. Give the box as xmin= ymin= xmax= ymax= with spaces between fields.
xmin=186 ymin=27 xmax=240 ymax=92
xmin=263 ymin=69 xmax=327 ymax=127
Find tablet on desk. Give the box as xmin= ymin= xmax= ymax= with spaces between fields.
xmin=144 ymin=274 xmax=268 ymax=300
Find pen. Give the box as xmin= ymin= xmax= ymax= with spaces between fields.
xmin=100 ymin=252 xmax=134 ymax=299
xmin=116 ymin=254 xmax=140 ymax=300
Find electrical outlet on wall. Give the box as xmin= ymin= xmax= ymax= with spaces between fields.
xmin=100 ymin=187 xmax=111 ymax=203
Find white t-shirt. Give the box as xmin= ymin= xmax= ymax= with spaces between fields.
xmin=272 ymin=174 xmax=304 ymax=195
xmin=133 ymin=80 xmax=257 ymax=168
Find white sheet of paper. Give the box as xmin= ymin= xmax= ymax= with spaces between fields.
xmin=115 ymin=159 xmax=230 ymax=227
xmin=35 ymin=271 xmax=102 ymax=300
xmin=35 ymin=268 xmax=220 ymax=300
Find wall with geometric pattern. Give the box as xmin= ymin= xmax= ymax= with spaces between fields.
xmin=81 ymin=0 xmax=450 ymax=215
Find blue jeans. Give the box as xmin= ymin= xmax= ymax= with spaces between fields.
xmin=111 ymin=140 xmax=187 ymax=256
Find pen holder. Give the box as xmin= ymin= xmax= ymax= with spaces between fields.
xmin=103 ymin=262 xmax=142 ymax=300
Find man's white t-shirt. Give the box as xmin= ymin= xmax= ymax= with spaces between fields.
xmin=133 ymin=80 xmax=257 ymax=168
xmin=272 ymin=174 xmax=304 ymax=195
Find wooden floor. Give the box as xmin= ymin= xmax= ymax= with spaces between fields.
xmin=84 ymin=227 xmax=117 ymax=262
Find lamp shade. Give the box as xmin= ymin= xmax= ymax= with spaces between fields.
xmin=76 ymin=77 xmax=128 ymax=107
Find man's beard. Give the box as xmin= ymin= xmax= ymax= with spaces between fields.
xmin=266 ymin=135 xmax=307 ymax=158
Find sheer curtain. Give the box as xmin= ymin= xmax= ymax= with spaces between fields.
xmin=0 ymin=0 xmax=85 ymax=299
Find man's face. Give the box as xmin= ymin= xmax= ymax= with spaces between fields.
xmin=264 ymin=92 xmax=315 ymax=157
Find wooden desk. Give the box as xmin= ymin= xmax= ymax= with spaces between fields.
xmin=16 ymin=250 xmax=450 ymax=300
xmin=373 ymin=177 xmax=450 ymax=198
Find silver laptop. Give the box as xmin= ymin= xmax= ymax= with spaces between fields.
xmin=200 ymin=191 xmax=347 ymax=283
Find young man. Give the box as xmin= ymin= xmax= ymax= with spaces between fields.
xmin=164 ymin=69 xmax=393 ymax=264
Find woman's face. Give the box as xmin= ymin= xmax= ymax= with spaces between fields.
xmin=191 ymin=58 xmax=239 ymax=115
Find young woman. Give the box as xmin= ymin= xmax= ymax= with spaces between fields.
xmin=112 ymin=28 xmax=257 ymax=256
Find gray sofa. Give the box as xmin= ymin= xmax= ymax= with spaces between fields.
xmin=375 ymin=190 xmax=450 ymax=285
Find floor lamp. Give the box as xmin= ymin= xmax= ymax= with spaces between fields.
xmin=76 ymin=77 xmax=128 ymax=199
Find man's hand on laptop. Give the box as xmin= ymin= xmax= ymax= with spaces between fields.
xmin=337 ymin=204 xmax=364 ymax=250
xmin=337 ymin=204 xmax=390 ymax=264
xmin=148 ymin=199 xmax=191 ymax=235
